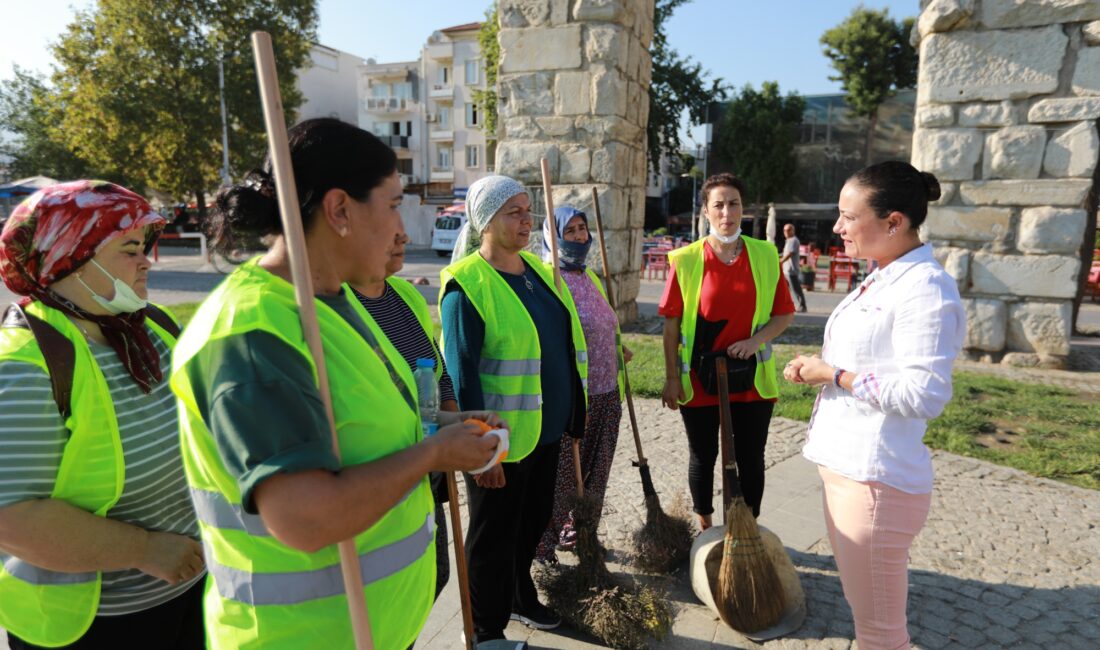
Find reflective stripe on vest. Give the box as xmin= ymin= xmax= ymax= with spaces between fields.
xmin=440 ymin=251 xmax=588 ymax=461
xmin=0 ymin=302 xmax=178 ymax=647
xmin=3 ymin=558 xmax=96 ymax=586
xmin=208 ymin=513 xmax=434 ymax=607
xmin=668 ymin=237 xmax=780 ymax=402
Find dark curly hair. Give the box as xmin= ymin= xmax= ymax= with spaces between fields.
xmin=209 ymin=118 xmax=397 ymax=254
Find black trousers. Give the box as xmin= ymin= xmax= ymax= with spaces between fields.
xmin=680 ymin=400 xmax=774 ymax=518
xmin=433 ymin=502 xmax=450 ymax=601
xmin=463 ymin=440 xmax=560 ymax=638
xmin=7 ymin=575 xmax=204 ymax=650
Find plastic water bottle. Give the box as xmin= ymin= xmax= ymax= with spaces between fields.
xmin=413 ymin=358 xmax=439 ymax=437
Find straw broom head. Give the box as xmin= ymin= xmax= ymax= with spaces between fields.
xmin=714 ymin=496 xmax=787 ymax=633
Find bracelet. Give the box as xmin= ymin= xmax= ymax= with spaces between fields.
xmin=833 ymin=368 xmax=846 ymax=388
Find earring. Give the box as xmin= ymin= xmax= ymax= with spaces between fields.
xmin=889 ymin=226 xmax=897 ymax=237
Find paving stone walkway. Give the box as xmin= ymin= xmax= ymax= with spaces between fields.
xmin=419 ymin=398 xmax=1100 ymax=649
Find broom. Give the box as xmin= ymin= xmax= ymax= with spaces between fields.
xmin=533 ymin=163 xmax=672 ymax=650
xmin=588 ymin=187 xmax=692 ymax=573
xmin=713 ymin=356 xmax=786 ymax=633
xmin=251 ymin=31 xmax=373 ymax=649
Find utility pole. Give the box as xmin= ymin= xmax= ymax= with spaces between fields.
xmin=218 ymin=50 xmax=231 ymax=186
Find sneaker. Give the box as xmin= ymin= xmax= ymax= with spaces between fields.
xmin=510 ymin=602 xmax=562 ymax=630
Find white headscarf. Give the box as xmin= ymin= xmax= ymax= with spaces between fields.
xmin=450 ymin=175 xmax=527 ymax=264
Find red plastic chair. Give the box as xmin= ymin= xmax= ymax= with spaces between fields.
xmin=1088 ymin=263 xmax=1100 ymax=303
xmin=829 ymin=255 xmax=857 ymax=291
xmin=646 ymin=248 xmax=671 ymax=280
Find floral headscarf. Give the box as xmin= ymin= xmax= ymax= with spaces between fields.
xmin=0 ymin=180 xmax=168 ymax=393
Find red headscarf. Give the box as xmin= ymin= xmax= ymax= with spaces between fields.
xmin=0 ymin=180 xmax=168 ymax=392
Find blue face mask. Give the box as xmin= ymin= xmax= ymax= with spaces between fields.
xmin=558 ymin=237 xmax=592 ymax=271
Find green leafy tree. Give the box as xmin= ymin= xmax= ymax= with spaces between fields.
xmin=648 ymin=0 xmax=726 ymax=173
xmin=49 ymin=0 xmax=316 ymax=219
xmin=821 ymin=7 xmax=917 ymax=164
xmin=0 ymin=66 xmax=103 ymax=181
xmin=472 ymin=2 xmax=500 ymax=158
xmin=713 ymin=82 xmax=805 ymax=208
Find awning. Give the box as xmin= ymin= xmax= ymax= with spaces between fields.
xmin=0 ymin=176 xmax=58 ymax=199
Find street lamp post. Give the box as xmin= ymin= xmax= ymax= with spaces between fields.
xmin=218 ymin=51 xmax=231 ymax=187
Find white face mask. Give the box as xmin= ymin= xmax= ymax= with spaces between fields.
xmin=77 ymin=260 xmax=147 ymax=314
xmin=711 ymin=227 xmax=742 ymax=245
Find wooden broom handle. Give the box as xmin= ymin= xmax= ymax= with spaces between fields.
xmin=590 ymin=187 xmax=647 ymax=467
xmin=540 ymin=158 xmax=562 ymax=292
xmin=716 ymin=355 xmax=733 ymax=513
xmin=251 ymin=31 xmax=373 ymax=650
xmin=445 ymin=472 xmax=476 ymax=650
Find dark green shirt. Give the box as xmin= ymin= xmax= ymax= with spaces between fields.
xmin=185 ymin=290 xmax=377 ymax=514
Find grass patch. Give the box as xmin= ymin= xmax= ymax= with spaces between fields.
xmin=623 ymin=332 xmax=1100 ymax=491
xmin=167 ymin=303 xmax=1100 ymax=491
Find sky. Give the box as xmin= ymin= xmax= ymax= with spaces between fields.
xmin=1 ymin=0 xmax=921 ymax=144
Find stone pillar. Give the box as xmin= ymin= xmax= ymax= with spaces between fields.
xmin=914 ymin=0 xmax=1100 ymax=368
xmin=496 ymin=0 xmax=655 ymax=322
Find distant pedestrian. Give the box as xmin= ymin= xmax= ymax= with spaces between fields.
xmin=785 ymin=161 xmax=966 ymax=650
xmin=781 ymin=223 xmax=808 ymax=313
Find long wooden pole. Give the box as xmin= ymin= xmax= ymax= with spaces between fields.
xmin=250 ymin=31 xmax=373 ymax=650
xmin=540 ymin=159 xmax=584 ymax=497
xmin=445 ymin=474 xmax=476 ymax=650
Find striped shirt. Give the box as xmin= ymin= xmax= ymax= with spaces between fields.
xmin=353 ymin=284 xmax=456 ymax=404
xmin=0 ymin=330 xmax=202 ymax=615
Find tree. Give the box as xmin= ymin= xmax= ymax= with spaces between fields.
xmin=713 ymin=82 xmax=805 ymax=209
xmin=472 ymin=2 xmax=500 ymax=156
xmin=0 ymin=67 xmax=102 ymax=181
xmin=49 ymin=0 xmax=317 ymax=219
xmin=648 ymin=0 xmax=726 ymax=173
xmin=821 ymin=7 xmax=917 ymax=165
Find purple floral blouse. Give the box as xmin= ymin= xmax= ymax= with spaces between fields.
xmin=563 ymin=270 xmax=619 ymax=396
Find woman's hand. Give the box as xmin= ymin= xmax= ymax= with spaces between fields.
xmin=783 ymin=356 xmax=807 ymax=383
xmin=791 ymin=354 xmax=834 ymax=386
xmin=661 ymin=377 xmax=684 ymax=410
xmin=473 ymin=463 xmax=506 ymax=489
xmin=430 ymin=420 xmax=500 ymax=473
xmin=137 ymin=531 xmax=205 ymax=585
xmin=453 ymin=410 xmax=507 ymax=431
xmin=622 ymin=344 xmax=634 ymax=363
xmin=726 ymin=336 xmax=760 ymax=360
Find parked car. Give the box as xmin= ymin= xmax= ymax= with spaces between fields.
xmin=430 ymin=206 xmax=466 ymax=257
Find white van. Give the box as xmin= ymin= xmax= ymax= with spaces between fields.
xmin=430 ymin=207 xmax=466 ymax=257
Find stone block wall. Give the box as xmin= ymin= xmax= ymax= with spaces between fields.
xmin=496 ymin=0 xmax=655 ymax=321
xmin=914 ymin=0 xmax=1100 ymax=367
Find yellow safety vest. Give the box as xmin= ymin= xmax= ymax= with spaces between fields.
xmin=170 ymin=260 xmax=435 ymax=650
xmin=667 ymin=237 xmax=780 ymax=404
xmin=0 ymin=302 xmax=178 ymax=648
xmin=439 ymin=251 xmax=588 ymax=461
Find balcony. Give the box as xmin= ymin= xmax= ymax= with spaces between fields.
xmin=426 ymin=43 xmax=453 ymax=60
xmin=429 ymin=85 xmax=454 ymax=101
xmin=375 ymin=135 xmax=411 ymax=150
xmin=363 ymin=97 xmax=416 ymax=113
xmin=430 ymin=167 xmax=454 ymax=182
xmin=429 ymin=129 xmax=454 ymax=142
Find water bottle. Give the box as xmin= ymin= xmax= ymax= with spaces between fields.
xmin=413 ymin=358 xmax=439 ymax=437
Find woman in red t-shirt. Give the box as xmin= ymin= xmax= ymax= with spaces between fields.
xmin=659 ymin=173 xmax=795 ymax=531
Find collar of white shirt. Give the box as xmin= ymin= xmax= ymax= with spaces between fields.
xmin=864 ymin=243 xmax=934 ymax=290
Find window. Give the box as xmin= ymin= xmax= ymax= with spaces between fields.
xmin=436 ymin=146 xmax=452 ymax=169
xmin=466 ymin=145 xmax=480 ymax=168
xmin=465 ymin=60 xmax=480 ymax=85
xmin=438 ymin=66 xmax=449 ymax=85
xmin=465 ymin=103 xmax=479 ymax=127
xmin=438 ymin=106 xmax=451 ymax=128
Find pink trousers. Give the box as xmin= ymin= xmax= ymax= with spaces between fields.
xmin=819 ymin=466 xmax=931 ymax=650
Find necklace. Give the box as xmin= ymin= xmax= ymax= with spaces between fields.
xmin=522 ymin=272 xmax=535 ymax=292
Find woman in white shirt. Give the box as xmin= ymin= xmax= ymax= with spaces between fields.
xmin=785 ymin=161 xmax=965 ymax=650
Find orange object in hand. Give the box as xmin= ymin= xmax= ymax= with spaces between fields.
xmin=465 ymin=418 xmax=509 ymax=471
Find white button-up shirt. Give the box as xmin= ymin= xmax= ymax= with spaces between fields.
xmin=802 ymin=244 xmax=966 ymax=494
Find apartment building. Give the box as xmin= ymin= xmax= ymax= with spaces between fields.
xmin=359 ymin=22 xmax=493 ymax=199
xmin=297 ymin=44 xmax=365 ymax=125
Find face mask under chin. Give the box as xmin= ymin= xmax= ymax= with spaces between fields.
xmin=77 ymin=260 xmax=148 ymax=315
xmin=710 ymin=227 xmax=742 ymax=245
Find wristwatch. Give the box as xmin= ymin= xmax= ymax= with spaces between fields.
xmin=833 ymin=367 xmax=846 ymax=389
